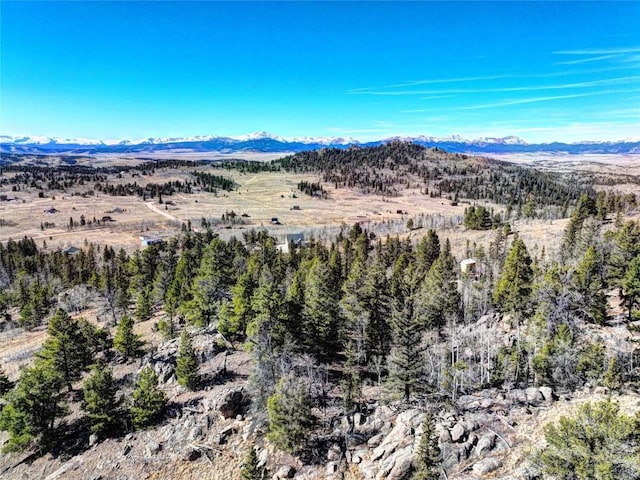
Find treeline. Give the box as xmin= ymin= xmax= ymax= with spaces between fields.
xmin=1 ymin=206 xmax=639 ymax=456
xmin=270 ymin=141 xmax=635 ymax=215
xmin=191 ymin=171 xmax=237 ymax=193
xmin=216 ymin=159 xmax=282 ymax=174
xmin=94 ymin=180 xmax=193 ymax=199
xmin=297 ymin=180 xmax=327 ymax=198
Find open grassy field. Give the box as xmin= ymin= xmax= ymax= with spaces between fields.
xmin=2 ymin=152 xmax=636 ymax=256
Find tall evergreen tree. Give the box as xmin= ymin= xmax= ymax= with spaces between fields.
xmin=416 ymin=239 xmax=460 ymax=329
xmin=188 ymin=238 xmax=235 ymax=325
xmin=341 ymin=254 xmax=369 ymax=361
xmin=363 ymin=258 xmax=392 ymax=363
xmin=83 ymin=363 xmax=121 ymax=435
xmin=266 ymin=373 xmax=314 ymax=454
xmin=134 ymin=287 xmax=153 ymax=322
xmin=622 ymin=255 xmax=640 ymax=320
xmin=176 ymin=329 xmax=199 ymax=390
xmin=493 ymin=238 xmax=533 ymax=317
xmin=574 ymin=245 xmax=608 ymax=324
xmin=416 ymin=229 xmax=440 ymax=276
xmin=113 ymin=314 xmax=143 ymax=359
xmin=0 ymin=365 xmax=14 ymax=396
xmin=38 ymin=309 xmax=92 ymax=391
xmin=0 ymin=360 xmax=67 ymax=452
xmin=413 ymin=413 xmax=441 ymax=480
xmin=130 ymin=366 xmax=167 ymax=428
xmin=340 ymin=340 xmax=362 ymax=414
xmin=302 ymin=257 xmax=343 ymax=359
xmin=388 ymin=265 xmax=423 ymax=402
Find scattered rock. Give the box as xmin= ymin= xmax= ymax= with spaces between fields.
xmin=507 ymin=389 xmax=527 ymax=404
xmin=367 ymin=433 xmax=384 ymax=447
xmin=183 ymin=448 xmax=201 ymax=462
xmin=257 ymin=448 xmax=269 ymax=468
xmin=217 ymin=425 xmax=237 ymax=445
xmin=539 ymin=386 xmax=554 ymax=402
xmin=526 ymin=387 xmax=543 ymax=405
xmin=145 ymin=441 xmax=162 ymax=457
xmin=385 ymin=445 xmax=414 ymax=480
xmin=273 ymin=465 xmax=296 ymax=479
xmin=327 ymin=443 xmax=342 ymax=461
xmin=188 ymin=426 xmax=203 ymax=441
xmin=450 ymin=423 xmax=466 ymax=442
xmin=474 ymin=433 xmax=496 ymax=456
xmin=89 ymin=433 xmax=99 ymax=447
xmin=437 ymin=426 xmax=452 ymax=444
xmin=472 ymin=457 xmax=502 ymax=475
xmin=218 ymin=388 xmax=249 ymax=419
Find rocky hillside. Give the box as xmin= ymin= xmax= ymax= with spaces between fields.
xmin=1 ymin=320 xmax=637 ymax=480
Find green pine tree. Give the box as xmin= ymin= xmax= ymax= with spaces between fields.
xmin=0 ymin=360 xmax=67 ymax=452
xmin=130 ymin=366 xmax=167 ymax=428
xmin=534 ymin=400 xmax=640 ymax=480
xmin=241 ymin=447 xmax=262 ymax=480
xmin=38 ymin=309 xmax=92 ymax=392
xmin=622 ymin=255 xmax=640 ymax=320
xmin=340 ymin=340 xmax=362 ymax=413
xmin=83 ymin=362 xmax=121 ymax=435
xmin=134 ymin=288 xmax=153 ymax=322
xmin=113 ymin=314 xmax=143 ymax=359
xmin=176 ymin=329 xmax=199 ymax=390
xmin=416 ymin=229 xmax=440 ymax=276
xmin=266 ymin=373 xmax=314 ymax=454
xmin=574 ymin=245 xmax=608 ymax=324
xmin=0 ymin=366 xmax=13 ymax=396
xmin=416 ymin=239 xmax=460 ymax=328
xmin=302 ymin=257 xmax=343 ymax=359
xmin=413 ymin=413 xmax=441 ymax=480
xmin=493 ymin=238 xmax=533 ymax=317
xmin=388 ymin=265 xmax=424 ymax=402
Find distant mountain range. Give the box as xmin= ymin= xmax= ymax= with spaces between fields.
xmin=1 ymin=131 xmax=639 ymax=155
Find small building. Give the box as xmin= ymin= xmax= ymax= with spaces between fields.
xmin=461 ymin=258 xmax=478 ymax=275
xmin=291 ymin=205 xmax=301 ymax=211
xmin=102 ymin=215 xmax=114 ymax=222
xmin=140 ymin=236 xmax=163 ymax=247
xmin=44 ymin=207 xmax=59 ymax=214
xmin=63 ymin=246 xmax=81 ymax=255
xmin=396 ymin=209 xmax=404 ymax=214
xmin=286 ymin=232 xmax=305 ymax=246
xmin=271 ymin=217 xmax=280 ymax=225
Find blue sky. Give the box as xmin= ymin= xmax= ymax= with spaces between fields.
xmin=1 ymin=1 xmax=639 ymax=142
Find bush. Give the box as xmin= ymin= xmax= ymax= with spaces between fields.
xmin=130 ymin=366 xmax=166 ymax=428
xmin=532 ymin=400 xmax=640 ymax=479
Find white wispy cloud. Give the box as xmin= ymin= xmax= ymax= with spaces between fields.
xmin=553 ymin=46 xmax=640 ymax=55
xmin=348 ymin=75 xmax=508 ymax=93
xmin=460 ymin=88 xmax=640 ymax=110
xmin=348 ymin=76 xmax=639 ymax=97
xmin=556 ymin=54 xmax=624 ymax=65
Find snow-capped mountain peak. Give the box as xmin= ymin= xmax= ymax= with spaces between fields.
xmin=1 ymin=132 xmax=638 ymax=156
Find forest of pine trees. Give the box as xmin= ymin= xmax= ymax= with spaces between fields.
xmin=0 ymin=207 xmax=638 ymax=458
